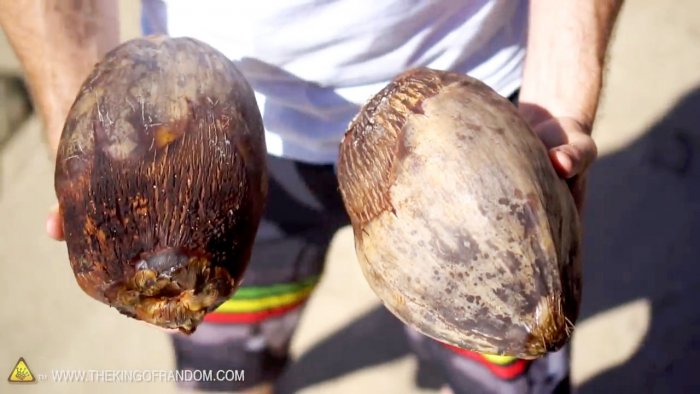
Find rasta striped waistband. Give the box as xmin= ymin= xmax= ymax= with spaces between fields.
xmin=204 ymin=276 xmax=320 ymax=324
xmin=441 ymin=343 xmax=531 ymax=380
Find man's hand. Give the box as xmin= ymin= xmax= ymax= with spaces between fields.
xmin=46 ymin=204 xmax=64 ymax=241
xmin=519 ymin=0 xmax=623 ymax=212
xmin=531 ymin=117 xmax=596 ymax=179
xmin=519 ymin=104 xmax=598 ymax=211
xmin=519 ymin=106 xmax=597 ymax=179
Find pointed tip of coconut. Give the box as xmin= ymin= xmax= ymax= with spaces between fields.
xmin=522 ymin=294 xmax=575 ymax=357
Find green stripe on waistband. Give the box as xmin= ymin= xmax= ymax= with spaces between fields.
xmin=231 ymin=275 xmax=320 ymax=300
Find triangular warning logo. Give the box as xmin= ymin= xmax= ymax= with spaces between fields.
xmin=7 ymin=357 xmax=35 ymax=383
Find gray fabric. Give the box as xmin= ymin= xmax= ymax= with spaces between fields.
xmin=171 ymin=155 xmax=345 ymax=390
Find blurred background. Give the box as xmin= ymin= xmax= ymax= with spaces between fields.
xmin=1 ymin=1 xmax=699 ymax=393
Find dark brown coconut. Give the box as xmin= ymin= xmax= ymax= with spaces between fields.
xmin=337 ymin=68 xmax=581 ymax=358
xmin=54 ymin=36 xmax=268 ymax=333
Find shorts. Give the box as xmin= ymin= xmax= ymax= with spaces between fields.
xmin=171 ymin=155 xmax=571 ymax=393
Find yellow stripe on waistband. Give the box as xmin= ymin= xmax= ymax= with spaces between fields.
xmin=481 ymin=353 xmax=518 ymax=365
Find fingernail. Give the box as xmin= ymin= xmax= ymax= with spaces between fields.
xmin=551 ymin=150 xmax=572 ymax=177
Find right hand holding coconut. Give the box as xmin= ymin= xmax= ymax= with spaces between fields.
xmin=518 ymin=105 xmax=598 ymax=212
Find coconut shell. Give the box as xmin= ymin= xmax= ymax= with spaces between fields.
xmin=337 ymin=68 xmax=581 ymax=358
xmin=54 ymin=36 xmax=268 ymax=333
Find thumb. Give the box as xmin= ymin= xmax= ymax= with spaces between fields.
xmin=46 ymin=203 xmax=65 ymax=241
xmin=530 ymin=116 xmax=597 ymax=179
xmin=545 ymin=129 xmax=597 ymax=179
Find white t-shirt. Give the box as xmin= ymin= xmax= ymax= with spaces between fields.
xmin=148 ymin=0 xmax=528 ymax=163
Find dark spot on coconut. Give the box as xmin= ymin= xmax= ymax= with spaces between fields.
xmin=514 ymin=188 xmax=523 ymax=199
xmin=499 ymin=315 xmax=511 ymax=324
xmin=521 ymin=204 xmax=537 ymax=237
xmin=477 ymin=305 xmax=489 ymax=317
xmin=466 ymin=295 xmax=475 ymax=303
xmin=504 ymin=250 xmax=523 ymax=272
xmin=498 ymin=197 xmax=510 ymax=205
xmin=465 ymin=123 xmax=483 ymax=132
xmin=458 ymin=232 xmax=482 ymax=262
xmin=486 ymin=240 xmax=498 ymax=250
xmin=493 ymin=286 xmax=510 ymax=303
xmin=430 ymin=230 xmax=481 ymax=265
xmin=532 ymin=258 xmax=548 ymax=296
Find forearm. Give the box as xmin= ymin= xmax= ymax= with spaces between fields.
xmin=0 ymin=0 xmax=119 ymax=153
xmin=519 ymin=0 xmax=623 ymax=132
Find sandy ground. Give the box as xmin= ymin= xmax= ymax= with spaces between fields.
xmin=1 ymin=1 xmax=700 ymax=393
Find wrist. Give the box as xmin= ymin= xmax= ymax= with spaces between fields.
xmin=518 ymin=61 xmax=602 ymax=134
xmin=34 ymin=88 xmax=77 ymax=155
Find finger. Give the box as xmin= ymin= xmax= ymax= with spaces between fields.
xmin=548 ymin=134 xmax=597 ymax=178
xmin=548 ymin=150 xmax=572 ymax=177
xmin=46 ymin=204 xmax=65 ymax=241
xmin=533 ymin=119 xmax=569 ymax=149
